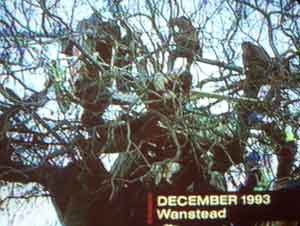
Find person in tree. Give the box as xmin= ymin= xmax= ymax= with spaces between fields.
xmin=277 ymin=140 xmax=297 ymax=179
xmin=64 ymin=14 xmax=121 ymax=126
xmin=240 ymin=151 xmax=261 ymax=192
xmin=168 ymin=16 xmax=202 ymax=71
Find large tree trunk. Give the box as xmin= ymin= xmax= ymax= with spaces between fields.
xmin=47 ymin=151 xmax=146 ymax=226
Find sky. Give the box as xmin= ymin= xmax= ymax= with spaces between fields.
xmin=0 ymin=184 xmax=60 ymax=226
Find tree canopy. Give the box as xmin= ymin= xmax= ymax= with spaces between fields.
xmin=0 ymin=0 xmax=300 ymax=226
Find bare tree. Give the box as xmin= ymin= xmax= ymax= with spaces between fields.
xmin=0 ymin=0 xmax=300 ymax=226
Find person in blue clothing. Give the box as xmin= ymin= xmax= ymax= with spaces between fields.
xmin=240 ymin=151 xmax=261 ymax=192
